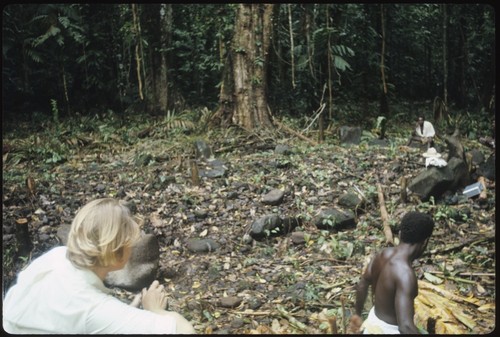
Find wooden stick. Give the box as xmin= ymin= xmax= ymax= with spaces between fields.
xmin=478 ymin=176 xmax=487 ymax=199
xmin=377 ymin=183 xmax=394 ymax=246
xmin=426 ymin=270 xmax=495 ymax=277
xmin=230 ymin=310 xmax=272 ymax=316
xmin=190 ymin=160 xmax=200 ymax=186
xmin=15 ymin=218 xmax=32 ymax=256
xmin=400 ymin=176 xmax=408 ymax=203
xmin=427 ymin=233 xmax=494 ymax=255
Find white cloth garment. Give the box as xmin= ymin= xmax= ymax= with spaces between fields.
xmin=361 ymin=307 xmax=400 ymax=334
xmin=3 ymin=246 xmax=176 ymax=334
xmin=422 ymin=147 xmax=447 ymax=168
xmin=425 ymin=157 xmax=447 ymax=168
xmin=415 ymin=120 xmax=435 ymax=138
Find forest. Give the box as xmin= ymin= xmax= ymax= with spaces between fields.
xmin=2 ymin=3 xmax=496 ymax=334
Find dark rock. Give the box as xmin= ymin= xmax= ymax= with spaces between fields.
xmin=261 ymin=189 xmax=285 ymax=205
xmin=186 ymin=300 xmax=203 ymax=311
xmin=186 ymin=238 xmax=220 ymax=253
xmin=291 ymin=231 xmax=306 ymax=245
xmin=194 ymin=139 xmax=213 ymax=160
xmin=275 ymin=144 xmax=293 ymax=155
xmin=339 ymin=126 xmax=362 ymax=145
xmin=368 ymin=138 xmax=390 ymax=147
xmin=477 ymin=154 xmax=495 ymax=181
xmin=200 ymin=167 xmax=227 ymax=178
xmin=56 ymin=224 xmax=71 ymax=245
xmin=124 ymin=200 xmax=137 ymax=214
xmin=338 ymin=192 xmax=363 ymax=210
xmin=443 ymin=131 xmax=466 ymax=161
xmin=154 ymin=175 xmax=176 ymax=189
xmin=249 ymin=215 xmax=301 ymax=241
xmin=408 ymin=166 xmax=455 ymax=201
xmin=469 ymin=148 xmax=485 ymax=166
xmin=314 ymin=208 xmax=356 ymax=231
xmin=135 ymin=153 xmax=153 ymax=166
xmin=270 ymin=160 xmax=292 ymax=169
xmin=230 ymin=318 xmax=245 ymax=329
xmin=219 ymin=296 xmax=242 ymax=308
xmin=408 ymin=157 xmax=470 ymax=201
xmin=207 ymin=158 xmax=226 ymax=168
xmin=105 ymin=234 xmax=160 ymax=291
xmin=250 ymin=214 xmax=282 ymax=240
xmin=194 ymin=209 xmax=209 ymax=219
xmin=226 ymin=191 xmax=238 ymax=199
xmin=448 ymin=157 xmax=471 ymax=188
xmin=247 ymin=298 xmax=263 ymax=310
xmin=95 ymin=184 xmax=106 ymax=193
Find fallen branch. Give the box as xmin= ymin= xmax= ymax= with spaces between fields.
xmin=427 ymin=233 xmax=495 ymax=255
xmin=277 ymin=305 xmax=309 ymax=333
xmin=426 ymin=271 xmax=495 ymax=277
xmin=300 ymin=257 xmax=350 ymax=266
xmin=230 ymin=310 xmax=272 ymax=316
xmin=272 ymin=117 xmax=319 ymax=146
xmin=376 ymin=183 xmax=394 ymax=246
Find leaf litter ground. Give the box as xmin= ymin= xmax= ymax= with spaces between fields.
xmin=2 ymin=122 xmax=495 ymax=334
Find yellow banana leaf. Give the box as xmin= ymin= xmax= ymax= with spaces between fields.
xmin=414 ymin=280 xmax=489 ymax=334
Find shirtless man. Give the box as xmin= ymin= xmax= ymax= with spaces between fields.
xmin=354 ymin=211 xmax=435 ymax=334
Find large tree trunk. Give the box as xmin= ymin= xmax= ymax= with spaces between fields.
xmin=216 ymin=4 xmax=274 ymax=130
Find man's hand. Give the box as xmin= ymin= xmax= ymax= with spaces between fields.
xmin=141 ymin=280 xmax=168 ymax=313
xmin=346 ymin=314 xmax=363 ymax=334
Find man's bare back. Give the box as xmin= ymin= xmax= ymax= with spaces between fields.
xmin=354 ymin=211 xmax=435 ymax=334
xmin=369 ymin=247 xmax=417 ymax=326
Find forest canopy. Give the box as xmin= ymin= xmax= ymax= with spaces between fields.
xmin=2 ymin=4 xmax=495 ymax=127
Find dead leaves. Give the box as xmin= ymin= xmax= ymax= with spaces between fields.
xmin=415 ymin=280 xmax=495 ymax=334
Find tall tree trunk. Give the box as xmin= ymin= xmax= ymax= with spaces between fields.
xmin=441 ymin=4 xmax=449 ymax=119
xmin=287 ymin=4 xmax=295 ymax=89
xmin=326 ymin=5 xmax=333 ymax=124
xmin=132 ymin=4 xmax=144 ymax=101
xmin=217 ymin=4 xmax=274 ymax=130
xmin=157 ymin=4 xmax=172 ymax=114
xmin=379 ymin=4 xmax=389 ymax=117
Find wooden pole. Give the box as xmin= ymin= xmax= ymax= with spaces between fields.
xmin=190 ymin=160 xmax=200 ymax=186
xmin=400 ymin=176 xmax=407 ymax=203
xmin=15 ymin=218 xmax=32 ymax=256
xmin=377 ymin=183 xmax=394 ymax=246
xmin=478 ymin=176 xmax=487 ymax=199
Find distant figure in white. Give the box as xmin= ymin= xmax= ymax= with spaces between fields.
xmin=407 ymin=116 xmax=435 ymax=149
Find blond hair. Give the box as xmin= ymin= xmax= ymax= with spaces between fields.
xmin=67 ymin=198 xmax=141 ymax=269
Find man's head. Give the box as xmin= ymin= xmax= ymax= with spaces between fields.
xmin=67 ymin=198 xmax=141 ymax=269
xmin=399 ymin=211 xmax=434 ymax=244
xmin=417 ymin=116 xmax=425 ymax=126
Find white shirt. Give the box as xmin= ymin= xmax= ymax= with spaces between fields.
xmin=2 ymin=246 xmax=177 ymax=334
xmin=415 ymin=121 xmax=435 ymax=138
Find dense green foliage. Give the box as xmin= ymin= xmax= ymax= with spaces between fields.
xmin=2 ymin=4 xmax=495 ymax=125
